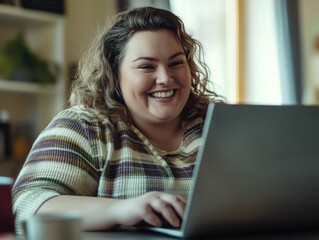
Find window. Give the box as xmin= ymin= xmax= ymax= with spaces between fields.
xmin=170 ymin=0 xmax=238 ymax=103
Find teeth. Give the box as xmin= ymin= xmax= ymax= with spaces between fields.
xmin=151 ymin=90 xmax=174 ymax=98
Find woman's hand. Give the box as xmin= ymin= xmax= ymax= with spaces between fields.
xmin=115 ymin=191 xmax=187 ymax=228
xmin=37 ymin=192 xmax=187 ymax=230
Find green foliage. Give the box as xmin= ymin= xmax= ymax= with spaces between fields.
xmin=0 ymin=34 xmax=58 ymax=84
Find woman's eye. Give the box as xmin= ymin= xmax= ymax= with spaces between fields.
xmin=139 ymin=65 xmax=155 ymax=70
xmin=170 ymin=60 xmax=184 ymax=67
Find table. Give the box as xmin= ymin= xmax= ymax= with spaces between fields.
xmin=4 ymin=228 xmax=319 ymax=239
xmin=82 ymin=228 xmax=319 ymax=240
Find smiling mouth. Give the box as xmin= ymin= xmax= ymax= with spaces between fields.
xmin=149 ymin=90 xmax=175 ymax=99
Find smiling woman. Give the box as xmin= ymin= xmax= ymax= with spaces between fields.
xmin=12 ymin=7 xmax=224 ymax=235
xmin=119 ymin=29 xmax=192 ymax=149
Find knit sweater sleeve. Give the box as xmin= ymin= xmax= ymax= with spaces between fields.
xmin=12 ymin=107 xmax=104 ymax=233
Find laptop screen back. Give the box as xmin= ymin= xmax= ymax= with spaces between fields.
xmin=183 ymin=103 xmax=319 ymax=236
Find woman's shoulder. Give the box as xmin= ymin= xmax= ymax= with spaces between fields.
xmin=51 ymin=105 xmax=114 ymax=129
xmin=37 ymin=106 xmax=118 ymax=144
xmin=47 ymin=105 xmax=130 ymax=140
xmin=55 ymin=105 xmax=106 ymax=122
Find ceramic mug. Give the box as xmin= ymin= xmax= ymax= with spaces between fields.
xmin=22 ymin=212 xmax=82 ymax=240
xmin=0 ymin=176 xmax=15 ymax=234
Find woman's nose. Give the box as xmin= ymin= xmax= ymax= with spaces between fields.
xmin=156 ymin=67 xmax=173 ymax=85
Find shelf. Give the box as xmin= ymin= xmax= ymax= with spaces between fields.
xmin=0 ymin=3 xmax=65 ymax=137
xmin=0 ymin=79 xmax=55 ymax=95
xmin=0 ymin=4 xmax=64 ymax=26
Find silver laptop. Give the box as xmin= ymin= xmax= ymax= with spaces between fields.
xmin=141 ymin=103 xmax=319 ymax=238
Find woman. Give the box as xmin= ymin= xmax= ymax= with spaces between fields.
xmin=12 ymin=7 xmax=222 ymax=233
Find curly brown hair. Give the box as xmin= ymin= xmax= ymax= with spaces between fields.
xmin=70 ymin=7 xmax=223 ymax=126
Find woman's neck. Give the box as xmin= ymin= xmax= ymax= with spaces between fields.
xmin=133 ymin=118 xmax=183 ymax=152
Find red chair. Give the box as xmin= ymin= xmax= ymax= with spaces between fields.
xmin=0 ymin=176 xmax=15 ymax=234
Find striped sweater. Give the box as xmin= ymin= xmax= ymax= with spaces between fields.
xmin=12 ymin=105 xmax=204 ymax=233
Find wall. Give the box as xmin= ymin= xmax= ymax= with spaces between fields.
xmin=65 ymin=0 xmax=117 ymax=78
xmin=299 ymin=0 xmax=319 ymax=104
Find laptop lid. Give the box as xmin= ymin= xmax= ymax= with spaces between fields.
xmin=181 ymin=103 xmax=319 ymax=237
xmin=140 ymin=103 xmax=319 ymax=238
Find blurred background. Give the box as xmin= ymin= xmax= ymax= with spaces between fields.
xmin=0 ymin=0 xmax=319 ymax=178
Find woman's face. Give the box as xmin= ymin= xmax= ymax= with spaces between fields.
xmin=119 ymin=29 xmax=192 ymax=127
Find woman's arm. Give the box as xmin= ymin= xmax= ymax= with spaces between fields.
xmin=37 ymin=191 xmax=186 ymax=230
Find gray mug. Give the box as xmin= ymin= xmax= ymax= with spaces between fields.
xmin=22 ymin=212 xmax=82 ymax=240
